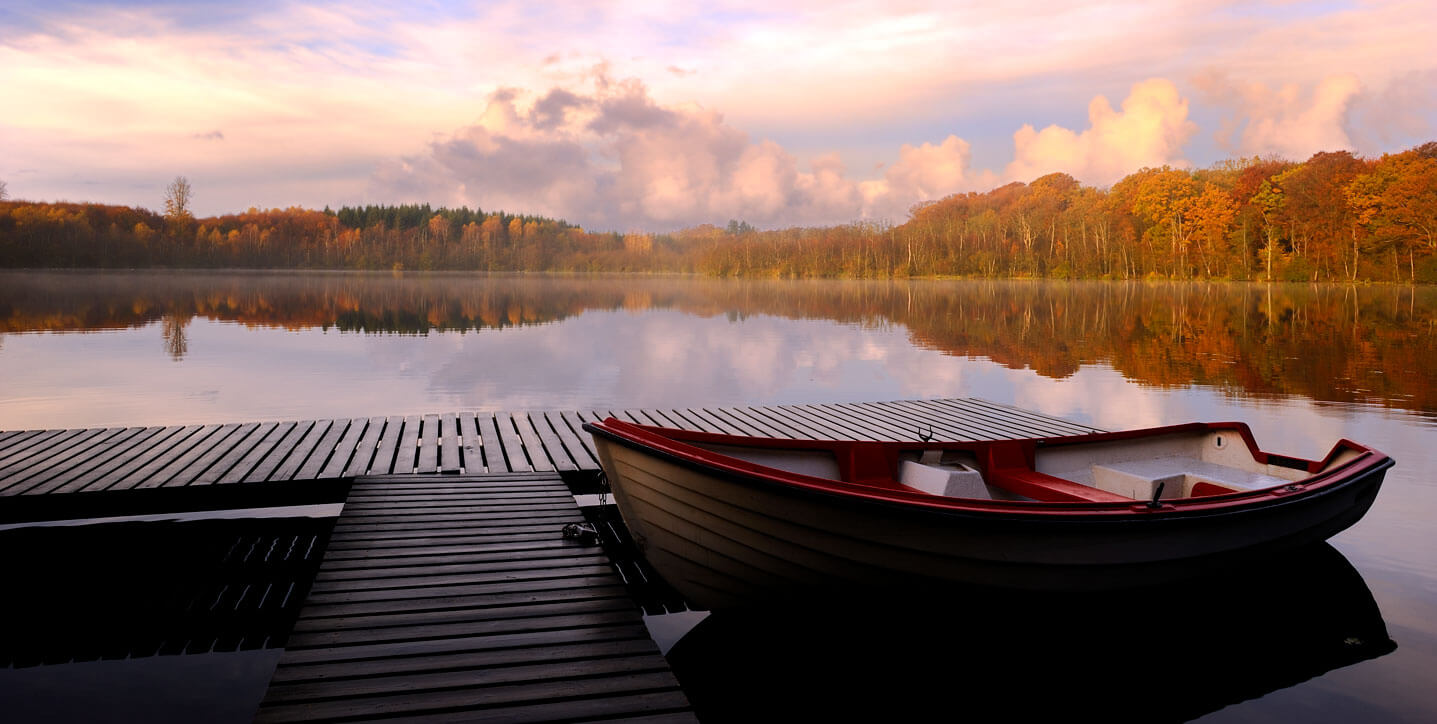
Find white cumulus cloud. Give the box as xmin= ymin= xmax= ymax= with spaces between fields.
xmin=1004 ymin=78 xmax=1198 ymax=186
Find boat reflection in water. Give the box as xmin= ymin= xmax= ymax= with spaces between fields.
xmin=664 ymin=543 xmax=1394 ymax=723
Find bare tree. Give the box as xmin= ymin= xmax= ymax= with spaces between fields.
xmin=0 ymin=179 xmax=8 ymax=201
xmin=164 ymin=176 xmax=193 ymax=221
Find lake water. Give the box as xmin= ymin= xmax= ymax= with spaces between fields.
xmin=2 ymin=270 xmax=1435 ymax=721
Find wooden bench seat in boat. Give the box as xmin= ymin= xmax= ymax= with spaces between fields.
xmin=1089 ymin=458 xmax=1290 ymax=499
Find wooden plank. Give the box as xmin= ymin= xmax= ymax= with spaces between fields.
xmin=344 ymin=486 xmax=570 ymax=500
xmin=266 ymin=625 xmax=652 ymax=681
xmin=780 ymin=403 xmax=885 ymax=440
xmin=800 ymin=402 xmax=905 ymax=441
xmin=342 ymin=493 xmax=574 ymax=508
xmin=0 ymin=426 xmax=116 ymax=484
xmin=330 ymin=519 xmax=587 ymax=539
xmin=867 ymin=399 xmax=990 ymax=440
xmin=316 ymin=540 xmax=583 ymax=567
xmin=295 ymin=582 xmax=632 ymax=620
xmin=394 ymin=414 xmax=422 ymax=474
xmin=494 ymin=412 xmax=533 ymax=472
xmin=417 ymin=414 xmax=440 ymax=473
xmin=245 ymin=421 xmax=316 ymax=482
xmin=216 ymin=421 xmax=296 ymax=484
xmin=525 ymin=412 xmax=577 ymax=472
xmin=911 ymin=398 xmax=1056 ymax=439
xmin=264 ymin=647 xmax=663 ymax=700
xmin=78 ymin=424 xmax=208 ymax=492
xmin=613 ymin=409 xmax=646 ymax=425
xmin=268 ymin=419 xmax=336 ymax=481
xmin=1 ymin=426 xmax=150 ymax=495
xmin=319 ymin=418 xmax=370 ymax=479
xmin=639 ymin=409 xmax=691 ymax=430
xmin=242 ymin=419 xmax=316 ymax=479
xmin=0 ymin=427 xmax=92 ymax=475
xmin=111 ymin=424 xmax=232 ymax=490
xmin=764 ymin=405 xmax=850 ymax=439
xmin=554 ymin=411 xmax=601 ymax=469
xmin=136 ymin=422 xmax=245 ymax=489
xmin=686 ymin=407 xmax=750 ymax=435
xmin=669 ymin=409 xmax=728 ymax=434
xmin=164 ymin=421 xmax=263 ymax=486
xmin=834 ymin=401 xmax=956 ymax=441
xmin=368 ymin=416 xmax=406 ymax=476
xmin=28 ymin=425 xmax=175 ymax=495
xmin=511 ymin=412 xmax=555 ymax=472
xmin=294 ymin=418 xmax=351 ymax=481
xmin=737 ymin=405 xmax=832 ymax=439
xmin=187 ymin=421 xmax=273 ymax=485
xmin=439 ymin=412 xmax=461 ymax=473
xmin=458 ymin=413 xmax=482 ymax=472
xmin=0 ymin=428 xmax=73 ymax=471
xmin=475 ymin=414 xmax=510 ymax=473
xmin=257 ymin=670 xmax=684 ymax=722
xmin=339 ymin=416 xmax=386 ymax=477
xmin=0 ymin=429 xmax=38 ymax=452
xmin=816 ymin=402 xmax=918 ymax=441
xmin=703 ymin=407 xmax=775 ymax=436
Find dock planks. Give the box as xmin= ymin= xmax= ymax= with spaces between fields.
xmin=0 ymin=399 xmax=1104 ymax=497
xmin=255 ymin=472 xmax=694 ymax=723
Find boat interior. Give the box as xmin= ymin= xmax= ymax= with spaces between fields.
xmin=690 ymin=428 xmax=1362 ymax=504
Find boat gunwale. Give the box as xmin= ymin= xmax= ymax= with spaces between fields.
xmin=583 ymin=418 xmax=1394 ymax=522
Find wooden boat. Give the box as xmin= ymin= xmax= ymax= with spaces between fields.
xmin=582 ymin=418 xmax=1393 ymax=608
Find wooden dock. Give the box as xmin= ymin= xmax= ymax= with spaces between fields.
xmin=0 ymin=399 xmax=1102 ymax=722
xmin=0 ymin=399 xmax=1100 ymax=505
xmin=255 ymin=472 xmax=694 ymax=723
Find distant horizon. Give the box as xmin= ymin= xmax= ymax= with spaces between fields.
xmin=4 ymin=2 xmax=1434 ymax=231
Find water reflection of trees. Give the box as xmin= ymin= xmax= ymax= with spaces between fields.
xmin=161 ymin=312 xmax=189 ymax=360
xmin=2 ymin=271 xmax=1434 ymax=413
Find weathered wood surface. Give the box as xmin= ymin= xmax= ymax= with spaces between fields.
xmin=0 ymin=399 xmax=1102 ymax=497
xmin=255 ymin=472 xmax=695 ymax=723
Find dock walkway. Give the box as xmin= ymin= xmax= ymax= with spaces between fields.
xmin=0 ymin=399 xmax=1100 ymax=501
xmin=255 ymin=472 xmax=694 ymax=723
xmin=0 ymin=399 xmax=1103 ymax=722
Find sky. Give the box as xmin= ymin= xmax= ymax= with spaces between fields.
xmin=2 ymin=0 xmax=1434 ymax=231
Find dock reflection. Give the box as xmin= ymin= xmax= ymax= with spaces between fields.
xmin=665 ymin=543 xmax=1394 ymax=723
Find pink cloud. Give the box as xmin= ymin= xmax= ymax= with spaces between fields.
xmin=370 ymin=74 xmax=984 ymax=230
xmin=1004 ymin=79 xmax=1197 ymax=186
xmin=1197 ymin=72 xmax=1364 ymax=158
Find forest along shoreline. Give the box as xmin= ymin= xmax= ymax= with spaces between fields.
xmin=2 ymin=144 xmax=1435 ymax=283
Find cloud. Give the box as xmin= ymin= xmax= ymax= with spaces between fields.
xmin=860 ymin=136 xmax=993 ymax=221
xmin=192 ymin=130 xmax=225 ymax=141
xmin=370 ymin=72 xmax=983 ymax=230
xmin=6 ymin=2 xmax=1433 ymax=220
xmin=1004 ymin=78 xmax=1197 ymax=186
xmin=1196 ymin=72 xmax=1363 ymax=159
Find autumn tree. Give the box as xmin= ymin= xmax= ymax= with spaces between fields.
xmin=1348 ymin=149 xmax=1437 ymax=281
xmin=1127 ymin=167 xmax=1199 ymax=277
xmin=1186 ymin=185 xmax=1239 ymax=276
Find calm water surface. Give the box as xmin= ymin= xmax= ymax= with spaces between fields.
xmin=1 ymin=270 xmax=1435 ymax=721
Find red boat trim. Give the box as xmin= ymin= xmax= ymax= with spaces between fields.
xmin=583 ymin=418 xmax=1393 ymax=520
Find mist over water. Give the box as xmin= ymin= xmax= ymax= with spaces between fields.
xmin=2 ymin=270 xmax=1435 ymax=721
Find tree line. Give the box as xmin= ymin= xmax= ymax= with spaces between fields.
xmin=1 ymin=143 xmax=1434 ymax=282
